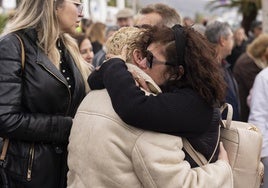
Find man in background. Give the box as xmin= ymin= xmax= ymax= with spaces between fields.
xmin=135 ymin=3 xmax=182 ymax=27
xmin=205 ymin=21 xmax=240 ymax=120
xmin=116 ymin=8 xmax=135 ymax=28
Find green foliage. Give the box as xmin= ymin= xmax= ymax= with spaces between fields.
xmin=206 ymin=0 xmax=262 ymax=15
xmin=206 ymin=0 xmax=262 ymax=36
xmin=107 ymin=0 xmax=128 ymax=7
xmin=107 ymin=0 xmax=116 ymax=6
xmin=0 ymin=14 xmax=8 ymax=34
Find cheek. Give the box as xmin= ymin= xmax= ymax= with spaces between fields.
xmin=59 ymin=9 xmax=78 ymax=25
xmin=82 ymin=53 xmax=87 ymax=59
xmin=155 ymin=67 xmax=168 ymax=85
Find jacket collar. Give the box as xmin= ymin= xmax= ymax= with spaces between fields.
xmin=126 ymin=63 xmax=162 ymax=95
xmin=18 ymin=29 xmax=67 ymax=83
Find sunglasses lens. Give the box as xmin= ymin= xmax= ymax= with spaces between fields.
xmin=145 ymin=50 xmax=153 ymax=68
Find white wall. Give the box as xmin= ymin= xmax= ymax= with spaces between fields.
xmin=263 ymin=0 xmax=268 ymax=33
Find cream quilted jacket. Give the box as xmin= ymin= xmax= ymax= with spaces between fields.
xmin=67 ymin=64 xmax=233 ymax=188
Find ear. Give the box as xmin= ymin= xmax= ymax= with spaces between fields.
xmin=219 ymin=36 xmax=226 ymax=47
xmin=133 ymin=49 xmax=147 ymax=70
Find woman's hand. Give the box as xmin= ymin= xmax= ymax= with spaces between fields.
xmin=218 ymin=142 xmax=229 ymax=164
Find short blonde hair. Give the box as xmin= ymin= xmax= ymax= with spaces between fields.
xmin=106 ymin=27 xmax=148 ymax=63
xmin=247 ymin=34 xmax=268 ymax=58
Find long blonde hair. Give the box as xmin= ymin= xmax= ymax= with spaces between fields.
xmin=4 ymin=0 xmax=90 ymax=92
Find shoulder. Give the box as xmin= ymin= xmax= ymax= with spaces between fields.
xmin=0 ymin=33 xmax=20 ymax=47
xmin=258 ymin=67 xmax=268 ymax=77
xmin=255 ymin=68 xmax=268 ymax=83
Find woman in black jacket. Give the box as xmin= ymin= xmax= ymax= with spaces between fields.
xmin=88 ymin=25 xmax=227 ymax=167
xmin=0 ymin=0 xmax=91 ymax=187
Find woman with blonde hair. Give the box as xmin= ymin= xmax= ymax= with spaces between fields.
xmin=86 ymin=22 xmax=106 ymax=54
xmin=0 ymin=0 xmax=91 ymax=187
xmin=233 ymin=34 xmax=268 ymax=122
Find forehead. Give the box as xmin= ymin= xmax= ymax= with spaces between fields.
xmin=136 ymin=12 xmax=162 ymax=26
xmin=147 ymin=42 xmax=166 ymax=60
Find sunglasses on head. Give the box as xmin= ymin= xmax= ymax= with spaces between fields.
xmin=144 ymin=50 xmax=175 ymax=68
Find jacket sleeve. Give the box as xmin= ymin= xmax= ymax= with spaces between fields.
xmin=248 ymin=71 xmax=268 ymax=142
xmin=0 ymin=34 xmax=72 ymax=143
xmin=88 ymin=58 xmax=212 ymax=137
xmin=132 ymin=132 xmax=233 ymax=188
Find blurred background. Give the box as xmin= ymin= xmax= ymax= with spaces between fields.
xmin=0 ymin=0 xmax=267 ymax=34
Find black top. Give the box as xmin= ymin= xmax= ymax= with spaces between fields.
xmin=226 ymin=40 xmax=247 ymax=71
xmin=88 ymin=58 xmax=214 ymax=138
xmin=57 ymin=39 xmax=75 ymax=95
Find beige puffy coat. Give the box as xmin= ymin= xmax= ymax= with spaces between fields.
xmin=67 ymin=64 xmax=233 ymax=188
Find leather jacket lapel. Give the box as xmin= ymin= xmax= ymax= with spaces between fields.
xmin=36 ymin=47 xmax=68 ymax=86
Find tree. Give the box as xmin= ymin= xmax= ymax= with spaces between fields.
xmin=206 ymin=0 xmax=262 ymax=36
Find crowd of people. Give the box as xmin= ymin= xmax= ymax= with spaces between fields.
xmin=0 ymin=0 xmax=267 ymax=187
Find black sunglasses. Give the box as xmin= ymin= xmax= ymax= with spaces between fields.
xmin=145 ymin=50 xmax=175 ymax=68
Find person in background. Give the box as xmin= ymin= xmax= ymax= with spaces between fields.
xmin=68 ymin=26 xmax=232 ymax=188
xmin=248 ymin=66 xmax=268 ymax=188
xmin=86 ymin=21 xmax=106 ymax=54
xmin=116 ymin=8 xmax=135 ymax=28
xmin=192 ymin=23 xmax=206 ymax=36
xmin=74 ymin=34 xmax=94 ymax=68
xmin=80 ymin=18 xmax=92 ymax=34
xmin=135 ymin=3 xmax=182 ymax=27
xmin=205 ymin=21 xmax=240 ymax=120
xmin=226 ymin=27 xmax=248 ymax=70
xmin=246 ymin=20 xmax=263 ymax=45
xmin=233 ymin=34 xmax=268 ymax=122
xmin=92 ymin=25 xmax=119 ymax=68
xmin=0 ymin=0 xmax=91 ymax=187
xmin=183 ymin=16 xmax=194 ymax=26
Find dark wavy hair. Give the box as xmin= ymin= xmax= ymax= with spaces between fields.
xmin=146 ymin=25 xmax=227 ymax=106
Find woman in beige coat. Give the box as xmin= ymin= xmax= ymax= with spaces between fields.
xmin=67 ymin=26 xmax=233 ymax=188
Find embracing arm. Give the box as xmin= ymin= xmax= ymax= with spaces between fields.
xmin=88 ymin=58 xmax=213 ymax=137
xmin=0 ymin=34 xmax=71 ymax=143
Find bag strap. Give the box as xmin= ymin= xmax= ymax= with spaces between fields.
xmin=220 ymin=103 xmax=233 ymax=129
xmin=182 ymin=138 xmax=207 ymax=166
xmin=0 ymin=34 xmax=25 ymax=162
xmin=0 ymin=139 xmax=9 ymax=161
xmin=14 ymin=34 xmax=25 ymax=69
xmin=182 ymin=125 xmax=221 ymax=166
xmin=183 ymin=103 xmax=233 ymax=166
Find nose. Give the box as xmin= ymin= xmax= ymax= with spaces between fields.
xmin=79 ymin=12 xmax=84 ymax=17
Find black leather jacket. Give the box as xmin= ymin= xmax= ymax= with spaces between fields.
xmin=0 ymin=29 xmax=85 ymax=187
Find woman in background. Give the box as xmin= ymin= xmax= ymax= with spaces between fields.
xmin=233 ymin=34 xmax=268 ymax=122
xmin=75 ymin=34 xmax=94 ymax=67
xmin=0 ymin=0 xmax=90 ymax=187
xmin=86 ymin=22 xmax=106 ymax=54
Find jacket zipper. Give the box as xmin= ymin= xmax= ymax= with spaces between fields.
xmin=27 ymin=143 xmax=35 ymax=181
xmin=37 ymin=62 xmax=72 ymax=115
